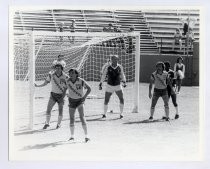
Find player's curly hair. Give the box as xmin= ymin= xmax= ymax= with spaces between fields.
xmin=68 ymin=68 xmax=80 ymax=77
xmin=54 ymin=63 xmax=64 ymax=70
xmin=177 ymin=56 xmax=184 ymax=63
xmin=164 ymin=61 xmax=171 ymax=68
xmin=156 ymin=61 xmax=165 ymax=70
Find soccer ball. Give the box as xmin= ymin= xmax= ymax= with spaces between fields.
xmin=177 ymin=70 xmax=184 ymax=79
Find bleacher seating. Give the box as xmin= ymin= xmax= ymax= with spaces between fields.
xmin=13 ymin=9 xmax=200 ymax=54
xmin=142 ymin=10 xmax=200 ymax=54
xmin=13 ymin=9 xmax=158 ymax=53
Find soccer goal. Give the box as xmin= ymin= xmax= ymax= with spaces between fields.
xmin=11 ymin=31 xmax=140 ymax=130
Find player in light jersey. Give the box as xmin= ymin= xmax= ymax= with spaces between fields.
xmin=99 ymin=55 xmax=127 ymax=119
xmin=174 ymin=56 xmax=185 ymax=94
xmin=148 ymin=61 xmax=170 ymax=121
xmin=67 ymin=68 xmax=91 ymax=142
xmin=35 ymin=63 xmax=68 ymax=129
xmin=52 ymin=54 xmax=66 ymax=70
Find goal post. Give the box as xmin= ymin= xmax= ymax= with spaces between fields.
xmin=133 ymin=33 xmax=140 ymax=113
xmin=12 ymin=30 xmax=140 ymax=130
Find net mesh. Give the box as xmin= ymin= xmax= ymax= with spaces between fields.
xmin=13 ymin=32 xmax=139 ymax=131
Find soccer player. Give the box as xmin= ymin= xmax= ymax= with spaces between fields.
xmin=67 ymin=68 xmax=91 ymax=142
xmin=174 ymin=56 xmax=185 ymax=94
xmin=52 ymin=54 xmax=66 ymax=70
xmin=172 ymin=28 xmax=182 ymax=51
xmin=99 ymin=55 xmax=127 ymax=119
xmin=35 ymin=63 xmax=68 ymax=129
xmin=68 ymin=19 xmax=76 ymax=43
xmin=58 ymin=22 xmax=65 ymax=42
xmin=164 ymin=61 xmax=179 ymax=119
xmin=148 ymin=61 xmax=170 ymax=121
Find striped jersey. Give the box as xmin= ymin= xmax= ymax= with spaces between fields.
xmin=151 ymin=71 xmax=168 ymax=89
xmin=67 ymin=77 xmax=89 ymax=99
xmin=46 ymin=71 xmax=68 ymax=94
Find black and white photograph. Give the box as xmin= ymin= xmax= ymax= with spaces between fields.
xmin=8 ymin=6 xmax=204 ymax=162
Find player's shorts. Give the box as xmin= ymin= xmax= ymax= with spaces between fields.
xmin=50 ymin=92 xmax=64 ymax=105
xmin=105 ymin=84 xmax=122 ymax=93
xmin=153 ymin=88 xmax=168 ymax=97
xmin=68 ymin=97 xmax=84 ymax=109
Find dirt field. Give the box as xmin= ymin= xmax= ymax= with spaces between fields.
xmin=10 ymin=83 xmax=202 ymax=161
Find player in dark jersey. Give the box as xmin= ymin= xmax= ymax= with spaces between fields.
xmin=164 ymin=61 xmax=179 ymax=119
xmin=174 ymin=56 xmax=185 ymax=94
xmin=99 ymin=55 xmax=126 ymax=119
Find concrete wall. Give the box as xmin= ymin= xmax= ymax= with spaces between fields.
xmin=140 ymin=51 xmax=199 ymax=86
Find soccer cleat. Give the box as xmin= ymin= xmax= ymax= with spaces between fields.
xmin=165 ymin=117 xmax=170 ymax=121
xmin=175 ymin=114 xmax=179 ymax=119
xmin=149 ymin=116 xmax=153 ymax=120
xmin=102 ymin=114 xmax=106 ymax=118
xmin=120 ymin=114 xmax=124 ymax=119
xmin=85 ymin=138 xmax=90 ymax=143
xmin=68 ymin=137 xmax=74 ymax=141
xmin=56 ymin=124 xmax=61 ymax=129
xmin=162 ymin=116 xmax=167 ymax=120
xmin=43 ymin=124 xmax=50 ymax=129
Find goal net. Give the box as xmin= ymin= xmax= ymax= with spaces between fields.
xmin=12 ymin=31 xmax=140 ymax=131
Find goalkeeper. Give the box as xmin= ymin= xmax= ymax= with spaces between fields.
xmin=99 ymin=55 xmax=127 ymax=119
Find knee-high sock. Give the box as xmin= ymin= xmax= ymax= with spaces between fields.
xmin=150 ymin=108 xmax=155 ymax=117
xmin=119 ymin=103 xmax=124 ymax=115
xmin=82 ymin=124 xmax=88 ymax=137
xmin=70 ymin=124 xmax=75 ymax=138
xmin=46 ymin=115 xmax=51 ymax=124
xmin=57 ymin=115 xmax=63 ymax=125
xmin=165 ymin=107 xmax=169 ymax=118
xmin=175 ymin=106 xmax=179 ymax=115
xmin=104 ymin=104 xmax=108 ymax=115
